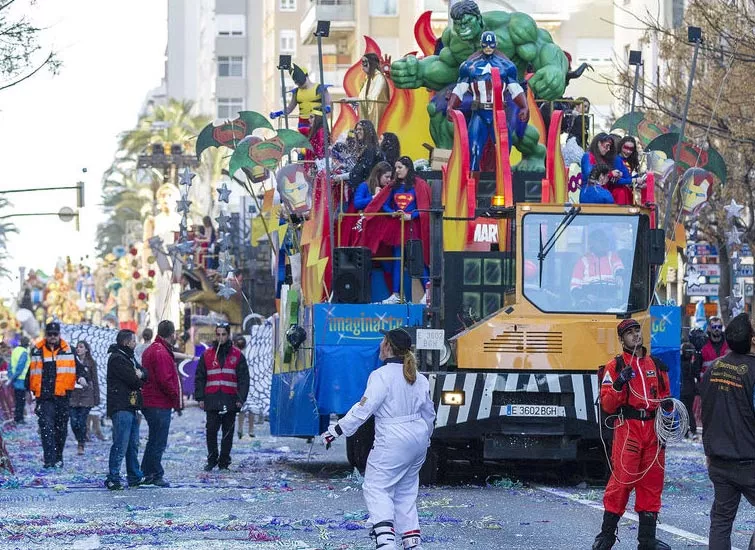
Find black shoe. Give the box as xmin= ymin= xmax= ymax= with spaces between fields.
xmin=43 ymin=463 xmax=55 ymax=470
xmin=150 ymin=478 xmax=170 ymax=488
xmin=637 ymin=512 xmax=671 ymax=550
xmin=203 ymin=463 xmax=216 ymax=472
xmin=593 ymin=511 xmax=621 ymax=550
xmin=128 ymin=477 xmax=146 ymax=488
xmin=106 ymin=480 xmax=124 ymax=491
xmin=218 ymin=465 xmax=230 ymax=471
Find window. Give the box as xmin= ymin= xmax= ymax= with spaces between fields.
xmin=218 ymin=56 xmax=244 ymax=77
xmin=280 ymin=30 xmax=297 ymax=55
xmin=370 ymin=0 xmax=397 ymax=16
xmin=279 ymin=0 xmax=296 ymax=11
xmin=216 ymin=14 xmax=245 ymax=36
xmin=521 ymin=213 xmax=649 ymax=314
xmin=217 ymin=98 xmax=244 ymax=119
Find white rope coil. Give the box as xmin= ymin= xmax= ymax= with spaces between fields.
xmin=655 ymin=397 xmax=689 ymax=445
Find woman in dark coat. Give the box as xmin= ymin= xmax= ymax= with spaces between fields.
xmin=69 ymin=340 xmax=101 ymax=454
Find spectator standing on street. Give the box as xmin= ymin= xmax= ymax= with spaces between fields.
xmin=680 ymin=340 xmax=701 ymax=440
xmin=105 ymin=329 xmax=147 ymax=490
xmin=134 ymin=328 xmax=153 ymax=365
xmin=233 ymin=334 xmax=256 ymax=439
xmin=69 ymin=340 xmax=100 ymax=455
xmin=140 ymin=320 xmax=182 ymax=487
xmin=700 ymin=313 xmax=755 ymax=550
xmin=697 ymin=317 xmax=729 ymax=431
xmin=8 ymin=336 xmax=30 ymax=424
xmin=195 ymin=323 xmax=249 ymax=471
xmin=29 ymin=322 xmax=86 ymax=468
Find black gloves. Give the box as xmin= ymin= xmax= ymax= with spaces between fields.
xmin=613 ymin=366 xmax=634 ymax=391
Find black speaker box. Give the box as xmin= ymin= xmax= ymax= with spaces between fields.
xmin=405 ymin=239 xmax=425 ymax=278
xmin=333 ymin=247 xmax=372 ymax=303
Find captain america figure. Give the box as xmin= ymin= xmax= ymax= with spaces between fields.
xmin=447 ymin=31 xmax=529 ymax=171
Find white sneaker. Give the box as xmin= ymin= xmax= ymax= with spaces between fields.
xmin=382 ymin=293 xmax=401 ymax=304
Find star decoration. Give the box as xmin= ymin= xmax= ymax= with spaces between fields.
xmin=726 ymin=229 xmax=742 ymax=247
xmin=217 ymin=183 xmax=232 ymax=203
xmin=179 ymin=167 xmax=196 ymax=188
xmin=727 ymin=295 xmax=744 ymax=316
xmin=477 ymin=63 xmax=492 ymax=76
xmin=218 ymin=253 xmax=234 ymax=276
xmin=217 ymin=284 xmax=237 ymax=300
xmin=215 ymin=212 xmax=232 ymax=232
xmin=724 ymin=199 xmax=744 ymax=219
xmin=175 ymin=240 xmax=195 ymax=256
xmin=216 ymin=233 xmax=231 ymax=252
xmin=176 ymin=197 xmax=192 ymax=215
xmin=683 ymin=269 xmax=702 ymax=288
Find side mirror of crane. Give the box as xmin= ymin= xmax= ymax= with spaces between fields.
xmin=648 ymin=229 xmax=666 ymax=265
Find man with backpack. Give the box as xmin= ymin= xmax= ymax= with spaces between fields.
xmin=592 ymin=319 xmax=671 ymax=550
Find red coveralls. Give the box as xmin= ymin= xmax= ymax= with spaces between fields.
xmin=600 ymin=349 xmax=670 ymax=515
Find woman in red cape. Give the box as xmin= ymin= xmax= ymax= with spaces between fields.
xmin=357 ymin=157 xmax=431 ymax=303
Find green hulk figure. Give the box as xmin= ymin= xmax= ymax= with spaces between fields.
xmin=392 ymin=0 xmax=568 ymax=171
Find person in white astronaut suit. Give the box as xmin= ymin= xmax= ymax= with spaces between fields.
xmin=322 ymin=328 xmax=436 ymax=550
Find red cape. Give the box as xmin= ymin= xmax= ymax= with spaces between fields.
xmin=357 ymin=177 xmax=431 ymax=265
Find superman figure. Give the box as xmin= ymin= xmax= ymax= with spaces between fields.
xmin=358 ymin=157 xmax=431 ymax=304
xmin=447 ymin=31 xmax=529 ymax=171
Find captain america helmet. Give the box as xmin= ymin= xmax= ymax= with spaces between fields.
xmin=480 ymin=31 xmax=497 ymax=49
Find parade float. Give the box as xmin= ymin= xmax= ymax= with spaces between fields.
xmin=188 ymin=1 xmax=713 ymax=481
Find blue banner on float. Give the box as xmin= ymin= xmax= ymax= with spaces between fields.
xmin=270 ymin=366 xmax=321 ymax=437
xmin=314 ymin=303 xmax=425 ymax=415
xmin=650 ymin=305 xmax=682 ymax=398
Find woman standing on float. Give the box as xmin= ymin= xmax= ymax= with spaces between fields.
xmin=322 ymin=328 xmax=435 ymax=550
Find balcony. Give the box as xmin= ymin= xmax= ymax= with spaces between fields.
xmin=300 ymin=0 xmax=356 ymax=46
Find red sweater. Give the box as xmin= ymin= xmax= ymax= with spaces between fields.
xmin=140 ymin=337 xmax=183 ymax=410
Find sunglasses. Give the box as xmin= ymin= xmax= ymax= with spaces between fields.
xmin=710 ymin=324 xmax=723 ymax=330
xmin=46 ymin=332 xmax=60 ymax=337
xmin=622 ymin=145 xmax=635 ymax=150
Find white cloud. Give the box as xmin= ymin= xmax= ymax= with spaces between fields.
xmin=0 ymin=0 xmax=167 ymax=300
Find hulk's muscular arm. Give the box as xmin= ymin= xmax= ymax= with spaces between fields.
xmin=392 ymin=27 xmax=461 ymax=90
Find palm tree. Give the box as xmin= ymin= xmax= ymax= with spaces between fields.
xmin=0 ymin=197 xmax=18 ymax=278
xmin=97 ymin=98 xmax=223 ymax=257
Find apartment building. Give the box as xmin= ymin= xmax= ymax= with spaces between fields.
xmin=162 ymin=0 xmax=618 ymax=129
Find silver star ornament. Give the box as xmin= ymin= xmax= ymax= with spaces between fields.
xmin=724 ymin=199 xmax=744 ymax=219
xmin=179 ymin=167 xmax=196 ymax=188
xmin=176 ymin=197 xmax=192 ymax=214
xmin=217 ymin=283 xmax=237 ymax=300
xmin=217 ymin=183 xmax=232 ymax=203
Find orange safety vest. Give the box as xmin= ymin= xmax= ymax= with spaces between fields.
xmin=203 ymin=345 xmax=240 ymax=396
xmin=28 ymin=338 xmax=77 ymax=398
xmin=570 ymin=251 xmax=624 ymax=290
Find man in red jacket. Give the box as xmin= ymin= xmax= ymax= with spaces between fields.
xmin=592 ymin=319 xmax=671 ymax=550
xmin=701 ymin=316 xmax=728 ymax=374
xmin=140 ymin=320 xmax=183 ymax=487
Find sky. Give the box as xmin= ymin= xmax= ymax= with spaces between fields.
xmin=0 ymin=0 xmax=168 ymax=301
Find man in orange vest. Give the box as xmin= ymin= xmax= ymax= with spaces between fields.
xmin=194 ymin=322 xmax=249 ymax=471
xmin=28 ymin=322 xmax=86 ymax=468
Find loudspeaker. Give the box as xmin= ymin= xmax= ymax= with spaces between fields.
xmin=405 ymin=239 xmax=425 ymax=278
xmin=333 ymin=247 xmax=371 ymax=303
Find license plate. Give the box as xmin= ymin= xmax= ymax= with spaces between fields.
xmin=502 ymin=404 xmax=566 ymax=417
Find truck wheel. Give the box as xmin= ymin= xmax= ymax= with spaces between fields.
xmin=346 ymin=417 xmax=375 ymax=475
xmin=419 ymin=445 xmax=446 ymax=486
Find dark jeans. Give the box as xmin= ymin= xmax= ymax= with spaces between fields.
xmin=206 ymin=410 xmax=236 ymax=468
xmin=680 ymin=392 xmax=697 ymax=433
xmin=708 ymin=459 xmax=755 ymax=549
xmin=13 ymin=389 xmax=26 ymax=422
xmin=70 ymin=406 xmax=90 ymax=444
xmin=108 ymin=410 xmax=143 ymax=484
xmin=36 ymin=397 xmax=69 ymax=466
xmin=141 ymin=407 xmax=172 ymax=481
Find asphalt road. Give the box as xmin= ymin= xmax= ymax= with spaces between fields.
xmin=1 ymin=407 xmax=753 ymax=549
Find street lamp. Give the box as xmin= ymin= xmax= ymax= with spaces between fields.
xmin=663 ymin=26 xmax=703 ymax=235
xmin=315 ymin=19 xmax=336 ymax=289
xmin=628 ymin=50 xmax=643 ymax=136
xmin=277 ymin=54 xmax=292 ymax=131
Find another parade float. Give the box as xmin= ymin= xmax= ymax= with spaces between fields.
xmin=191 ymin=2 xmax=724 ymax=482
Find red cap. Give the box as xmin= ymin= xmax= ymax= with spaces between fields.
xmin=617 ymin=319 xmax=640 ymax=337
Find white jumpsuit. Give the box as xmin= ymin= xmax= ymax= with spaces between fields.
xmin=338 ymin=359 xmax=436 ymax=537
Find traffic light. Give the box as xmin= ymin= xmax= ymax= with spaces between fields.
xmin=76 ymin=181 xmax=85 ymax=208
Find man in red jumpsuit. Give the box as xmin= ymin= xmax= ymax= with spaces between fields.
xmin=593 ymin=319 xmax=672 ymax=550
